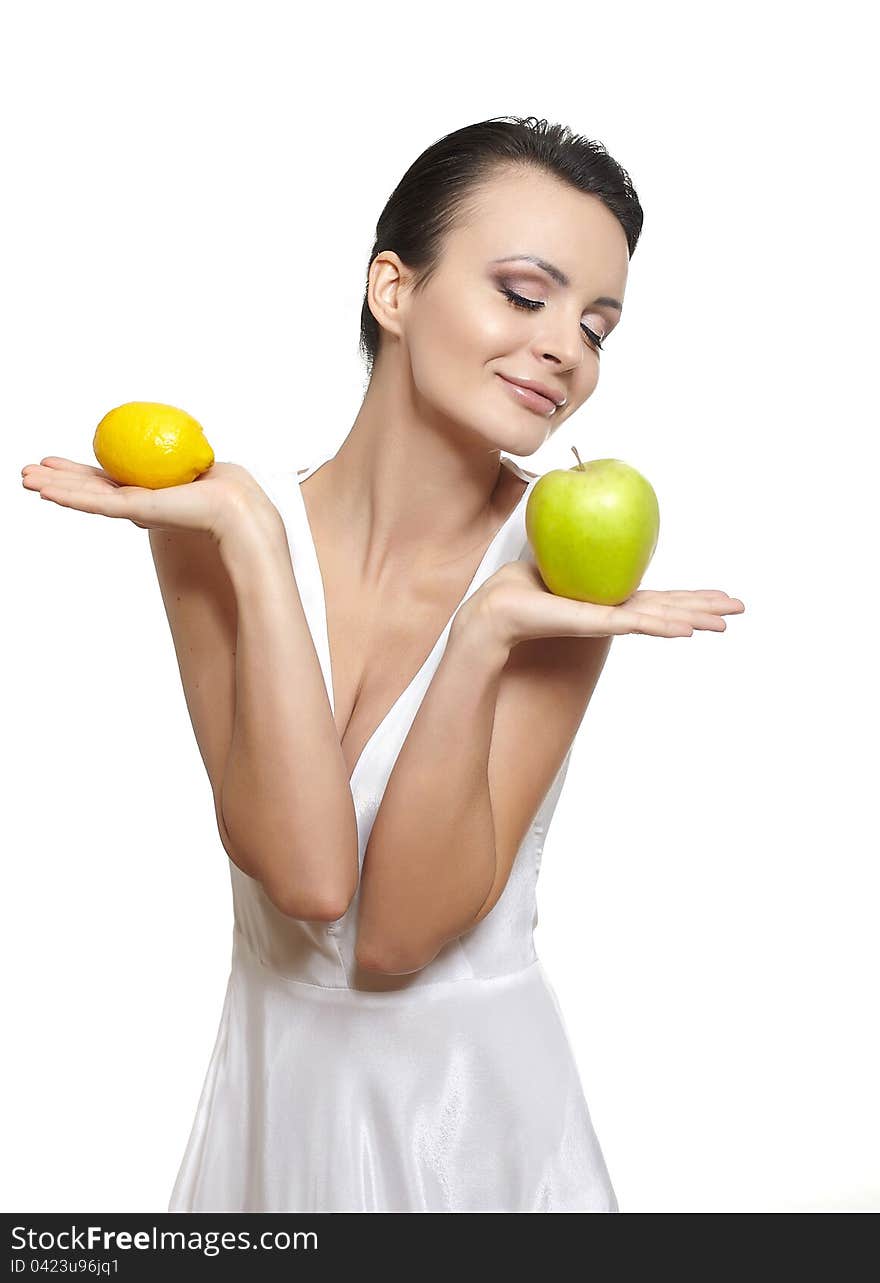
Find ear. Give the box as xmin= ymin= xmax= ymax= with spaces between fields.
xmin=367 ymin=250 xmax=416 ymax=344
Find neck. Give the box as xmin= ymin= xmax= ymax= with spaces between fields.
xmin=311 ymin=369 xmax=525 ymax=584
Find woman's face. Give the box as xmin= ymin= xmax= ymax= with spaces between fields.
xmin=380 ymin=166 xmax=630 ymax=456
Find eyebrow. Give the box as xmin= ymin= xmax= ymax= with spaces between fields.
xmin=489 ymin=254 xmax=623 ymax=312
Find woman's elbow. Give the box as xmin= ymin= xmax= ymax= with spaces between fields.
xmin=264 ymin=874 xmax=355 ymax=924
xmin=354 ymin=934 xmax=436 ymax=975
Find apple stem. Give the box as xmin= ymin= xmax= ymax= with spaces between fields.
xmin=571 ymin=445 xmax=585 ymax=471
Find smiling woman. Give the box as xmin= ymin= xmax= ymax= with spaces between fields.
xmin=23 ymin=113 xmax=744 ymax=1215
xmin=347 ymin=153 xmax=636 ymax=470
xmin=357 ymin=118 xmax=641 ymax=386
xmin=155 ymin=116 xmax=655 ymax=1216
xmin=20 ymin=116 xmax=665 ymax=1215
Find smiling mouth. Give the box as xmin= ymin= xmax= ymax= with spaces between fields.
xmin=497 ymin=374 xmax=559 ymax=416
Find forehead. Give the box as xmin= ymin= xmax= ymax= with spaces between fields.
xmin=451 ymin=167 xmax=629 ymax=293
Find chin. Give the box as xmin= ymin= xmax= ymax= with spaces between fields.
xmin=494 ymin=423 xmax=553 ymax=458
xmin=478 ymin=427 xmax=538 ymax=458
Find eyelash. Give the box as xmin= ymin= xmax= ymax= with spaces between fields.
xmin=499 ymin=285 xmax=605 ymax=351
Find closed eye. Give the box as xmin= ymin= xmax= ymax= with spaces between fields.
xmin=499 ymin=285 xmax=605 ymax=352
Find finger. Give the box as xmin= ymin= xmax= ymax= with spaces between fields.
xmin=547 ymin=594 xmax=709 ymax=638
xmin=33 ymin=477 xmax=138 ymax=520
xmin=609 ymin=608 xmax=693 ymax=637
xmin=23 ymin=470 xmax=114 ymax=498
xmin=618 ymin=604 xmax=739 ymax=636
xmin=41 ymin=456 xmax=102 ymax=472
xmin=686 ymin=594 xmax=745 ymax=615
xmin=669 ymin=590 xmax=745 ymax=612
xmin=571 ymin=601 xmax=691 ymax=637
xmin=22 ymin=464 xmax=113 ymax=490
xmin=640 ymin=602 xmax=729 ymax=632
xmin=683 ymin=611 xmax=727 ymax=631
xmin=626 ymin=588 xmax=745 ymax=615
xmin=24 ymin=457 xmax=117 ymax=482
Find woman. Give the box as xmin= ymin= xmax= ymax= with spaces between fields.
xmin=21 ymin=116 xmax=744 ymax=1212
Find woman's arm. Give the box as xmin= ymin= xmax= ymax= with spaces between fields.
xmin=354 ymin=609 xmax=612 ymax=974
xmin=355 ymin=566 xmax=740 ymax=974
xmin=216 ymin=511 xmax=360 ymax=919
xmin=150 ymin=509 xmax=359 ymax=922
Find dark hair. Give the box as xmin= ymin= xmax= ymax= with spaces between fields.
xmin=358 ymin=115 xmax=644 ymax=377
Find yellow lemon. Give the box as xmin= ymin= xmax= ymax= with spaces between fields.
xmin=93 ymin=402 xmax=215 ymax=488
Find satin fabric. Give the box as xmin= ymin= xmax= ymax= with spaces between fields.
xmin=168 ymin=455 xmax=618 ymax=1213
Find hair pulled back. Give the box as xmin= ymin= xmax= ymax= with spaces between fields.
xmin=358 ymin=115 xmax=643 ymax=377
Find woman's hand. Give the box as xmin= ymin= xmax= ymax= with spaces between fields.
xmin=459 ymin=559 xmax=745 ymax=651
xmin=20 ymin=457 xmax=279 ymax=542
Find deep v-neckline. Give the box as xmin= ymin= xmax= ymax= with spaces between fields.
xmin=295 ymin=455 xmax=538 ymax=790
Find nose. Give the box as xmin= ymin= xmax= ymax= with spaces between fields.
xmin=533 ymin=318 xmax=585 ymax=376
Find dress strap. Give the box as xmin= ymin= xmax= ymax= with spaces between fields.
xmin=352 ymin=466 xmax=540 ymax=792
xmin=290 ymin=461 xmax=335 ymax=712
xmin=246 ymin=459 xmax=336 ymax=715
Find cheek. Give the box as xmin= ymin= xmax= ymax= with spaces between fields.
xmin=458 ymin=291 xmax=522 ymax=354
xmin=407 ymin=290 xmax=501 ymax=390
xmin=421 ymin=288 xmax=502 ymax=357
xmin=568 ymin=370 xmax=600 ymax=416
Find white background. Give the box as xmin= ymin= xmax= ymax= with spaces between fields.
xmin=2 ymin=0 xmax=877 ymax=1213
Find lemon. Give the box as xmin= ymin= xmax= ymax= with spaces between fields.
xmin=93 ymin=401 xmax=215 ymax=488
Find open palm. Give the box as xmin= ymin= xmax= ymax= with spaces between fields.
xmin=468 ymin=558 xmax=745 ymax=646
xmin=20 ymin=456 xmax=265 ymax=540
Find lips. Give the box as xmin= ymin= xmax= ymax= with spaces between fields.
xmin=497 ymin=374 xmax=559 ymax=416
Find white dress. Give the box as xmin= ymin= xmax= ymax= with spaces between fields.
xmin=167 ymin=454 xmax=618 ymax=1213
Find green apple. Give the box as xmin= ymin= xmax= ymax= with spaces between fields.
xmin=525 ymin=447 xmax=660 ymax=605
